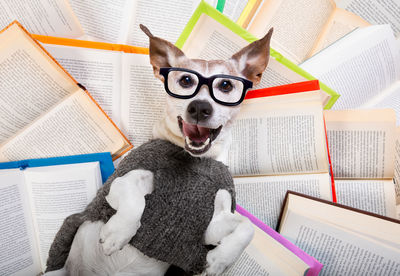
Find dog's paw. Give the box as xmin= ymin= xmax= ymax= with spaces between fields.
xmin=99 ymin=216 xmax=140 ymax=256
xmin=205 ymin=246 xmax=231 ymax=276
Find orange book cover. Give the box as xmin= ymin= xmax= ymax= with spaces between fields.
xmin=33 ymin=34 xmax=149 ymax=54
xmin=0 ymin=21 xmax=133 ymax=160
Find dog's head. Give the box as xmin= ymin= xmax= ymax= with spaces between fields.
xmin=141 ymin=25 xmax=272 ymax=159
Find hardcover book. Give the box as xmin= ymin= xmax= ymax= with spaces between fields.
xmin=278 ymin=191 xmax=400 ymax=275
xmin=176 ymin=1 xmax=339 ymax=109
xmin=227 ymin=205 xmax=323 ymax=276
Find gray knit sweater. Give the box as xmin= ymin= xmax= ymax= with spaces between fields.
xmin=46 ymin=139 xmax=235 ymax=275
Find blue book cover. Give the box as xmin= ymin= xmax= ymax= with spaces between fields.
xmin=0 ymin=152 xmax=115 ymax=183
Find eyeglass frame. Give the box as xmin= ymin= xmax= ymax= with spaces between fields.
xmin=159 ymin=67 xmax=253 ymax=106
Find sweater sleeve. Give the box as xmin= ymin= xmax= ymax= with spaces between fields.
xmin=83 ymin=139 xmax=169 ymax=222
xmin=213 ymin=163 xmax=236 ymax=212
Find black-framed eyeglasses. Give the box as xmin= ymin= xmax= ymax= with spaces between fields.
xmin=159 ymin=67 xmax=253 ymax=106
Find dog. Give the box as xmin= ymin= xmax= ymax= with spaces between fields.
xmin=45 ymin=24 xmax=273 ymax=276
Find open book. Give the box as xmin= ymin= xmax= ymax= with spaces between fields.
xmin=32 ymin=35 xmax=164 ymax=147
xmin=240 ymin=0 xmax=369 ymax=64
xmin=0 ymin=22 xmax=132 ymax=161
xmin=176 ymin=1 xmax=339 ymax=109
xmin=212 ymin=0 xmax=249 ymax=23
xmin=336 ymin=0 xmax=400 ymax=38
xmin=278 ymin=191 xmax=400 ymax=275
xmin=0 ymin=152 xmax=114 ymax=275
xmin=0 ymin=0 xmax=84 ymax=39
xmin=325 ymin=109 xmax=399 ymax=218
xmin=228 ymin=81 xmax=336 ymax=229
xmin=223 ymin=205 xmax=322 ymax=276
xmin=300 ymin=24 xmax=400 ymax=121
xmin=395 ymin=127 xmax=400 ymax=218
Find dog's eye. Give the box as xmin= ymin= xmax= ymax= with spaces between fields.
xmin=218 ymin=80 xmax=233 ymax=93
xmin=179 ymin=75 xmax=194 ymax=88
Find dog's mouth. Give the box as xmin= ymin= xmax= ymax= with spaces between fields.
xmin=177 ymin=116 xmax=222 ymax=155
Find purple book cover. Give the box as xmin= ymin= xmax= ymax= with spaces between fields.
xmin=236 ymin=204 xmax=323 ymax=276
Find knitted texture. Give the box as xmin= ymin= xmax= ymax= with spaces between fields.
xmin=46 ymin=139 xmax=235 ymax=274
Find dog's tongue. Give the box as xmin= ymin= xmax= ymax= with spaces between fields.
xmin=182 ymin=120 xmax=210 ymax=143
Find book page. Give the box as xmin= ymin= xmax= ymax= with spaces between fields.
xmin=0 ymin=24 xmax=78 ymax=144
xmin=181 ymin=13 xmax=307 ymax=89
xmin=301 ymin=25 xmax=400 ymax=110
xmin=126 ymin=0 xmax=200 ymax=47
xmin=311 ymin=8 xmax=370 ymax=55
xmin=335 ymin=179 xmax=397 ymax=218
xmin=280 ymin=193 xmax=400 ymax=249
xmin=223 ymin=226 xmax=309 ymax=275
xmin=0 ymin=169 xmax=41 ymax=275
xmin=247 ymin=0 xmax=336 ymax=64
xmin=24 ymin=162 xmax=101 ymax=270
xmin=68 ymin=0 xmax=135 ymax=43
xmin=235 ymin=173 xmax=332 ymax=228
xmin=43 ymin=44 xmax=123 ymax=126
xmin=395 ymin=128 xmax=400 ymax=205
xmin=324 ymin=109 xmax=396 ymax=179
xmin=228 ymin=93 xmax=328 ymax=176
xmin=120 ymin=53 xmax=166 ymax=147
xmin=337 ymin=0 xmax=400 ymax=38
xmin=223 ymin=0 xmax=249 ymax=22
xmin=0 ymin=90 xmax=129 ymax=161
xmin=361 ymin=81 xmax=400 ymax=125
xmin=0 ymin=0 xmax=83 ymax=38
xmin=281 ymin=212 xmax=400 ymax=275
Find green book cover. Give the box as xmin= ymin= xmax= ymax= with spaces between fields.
xmin=176 ymin=1 xmax=339 ymax=109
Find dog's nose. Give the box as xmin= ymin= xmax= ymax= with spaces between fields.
xmin=187 ymin=100 xmax=213 ymax=122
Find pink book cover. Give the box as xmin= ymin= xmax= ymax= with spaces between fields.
xmin=236 ymin=204 xmax=323 ymax=276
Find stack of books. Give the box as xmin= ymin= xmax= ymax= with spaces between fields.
xmin=0 ymin=0 xmax=399 ymax=275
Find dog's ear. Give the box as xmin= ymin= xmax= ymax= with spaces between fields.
xmin=140 ymin=24 xmax=187 ymax=81
xmin=230 ymin=28 xmax=273 ymax=85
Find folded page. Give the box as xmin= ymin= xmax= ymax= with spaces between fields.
xmin=301 ymin=25 xmax=400 ymax=110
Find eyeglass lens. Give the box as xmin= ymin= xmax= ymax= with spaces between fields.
xmin=167 ymin=69 xmax=245 ymax=103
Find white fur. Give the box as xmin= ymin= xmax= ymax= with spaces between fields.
xmin=66 ymin=221 xmax=169 ymax=275
xmin=204 ymin=190 xmax=254 ymax=275
xmin=100 ymin=170 xmax=154 ymax=256
xmin=47 ymin=36 xmax=258 ymax=275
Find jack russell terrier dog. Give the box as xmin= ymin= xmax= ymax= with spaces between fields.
xmin=45 ymin=24 xmax=273 ymax=276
